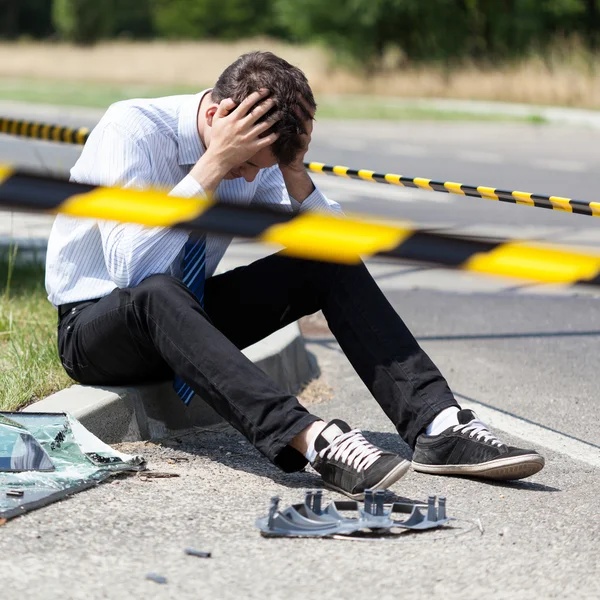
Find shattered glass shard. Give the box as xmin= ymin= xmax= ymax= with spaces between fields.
xmin=0 ymin=412 xmax=145 ymax=520
xmin=0 ymin=414 xmax=55 ymax=472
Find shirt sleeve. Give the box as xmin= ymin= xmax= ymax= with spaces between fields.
xmin=71 ymin=121 xmax=199 ymax=289
xmin=252 ymin=165 xmax=343 ymax=215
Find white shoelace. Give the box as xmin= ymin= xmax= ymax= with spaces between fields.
xmin=453 ymin=418 xmax=504 ymax=447
xmin=319 ymin=429 xmax=382 ymax=472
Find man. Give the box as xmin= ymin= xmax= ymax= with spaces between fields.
xmin=46 ymin=51 xmax=544 ymax=500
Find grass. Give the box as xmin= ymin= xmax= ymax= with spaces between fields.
xmin=0 ymin=77 xmax=547 ymax=123
xmin=0 ymin=77 xmax=200 ymax=110
xmin=0 ymin=248 xmax=72 ymax=412
xmin=1 ymin=40 xmax=600 ymax=109
xmin=315 ymin=95 xmax=548 ymax=123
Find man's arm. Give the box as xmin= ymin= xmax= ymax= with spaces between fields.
xmin=279 ymin=94 xmax=317 ymax=204
xmin=189 ymin=88 xmax=281 ymax=193
xmin=79 ymin=92 xmax=283 ymax=289
xmin=253 ymin=93 xmax=342 ymax=214
xmin=74 ymin=120 xmax=195 ymax=289
xmin=279 ymin=161 xmax=316 ymax=205
xmin=253 ymin=165 xmax=342 ymax=215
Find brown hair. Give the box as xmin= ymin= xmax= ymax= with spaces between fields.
xmin=211 ymin=51 xmax=316 ymax=166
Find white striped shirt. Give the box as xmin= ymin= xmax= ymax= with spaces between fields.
xmin=45 ymin=91 xmax=342 ymax=307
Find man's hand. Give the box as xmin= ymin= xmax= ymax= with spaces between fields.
xmin=190 ymin=89 xmax=280 ymax=193
xmin=280 ymin=94 xmax=316 ymax=203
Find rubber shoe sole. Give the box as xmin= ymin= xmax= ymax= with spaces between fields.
xmin=323 ymin=459 xmax=411 ymax=500
xmin=412 ymin=454 xmax=544 ymax=481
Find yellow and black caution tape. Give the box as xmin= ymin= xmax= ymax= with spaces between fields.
xmin=2 ymin=162 xmax=600 ymax=287
xmin=0 ymin=117 xmax=90 ymax=145
xmin=305 ymin=162 xmax=600 ymax=218
xmin=1 ymin=114 xmax=598 ymax=218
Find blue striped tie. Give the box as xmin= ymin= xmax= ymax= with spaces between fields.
xmin=173 ymin=235 xmax=206 ymax=404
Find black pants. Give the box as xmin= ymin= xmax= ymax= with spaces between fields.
xmin=57 ymin=252 xmax=458 ymax=472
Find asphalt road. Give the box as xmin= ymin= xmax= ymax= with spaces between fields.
xmin=1 ymin=102 xmax=599 ymax=598
xmin=1 ymin=330 xmax=598 ymax=599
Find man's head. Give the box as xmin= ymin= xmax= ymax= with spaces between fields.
xmin=202 ymin=51 xmax=316 ymax=181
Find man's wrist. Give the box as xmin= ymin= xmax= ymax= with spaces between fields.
xmin=281 ymin=165 xmax=314 ymax=203
xmin=189 ymin=149 xmax=230 ymax=194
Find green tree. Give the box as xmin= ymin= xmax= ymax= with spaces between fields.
xmin=275 ymin=0 xmax=476 ymax=68
xmin=0 ymin=0 xmax=53 ymax=39
xmin=52 ymin=0 xmax=116 ymax=45
xmin=275 ymin=0 xmax=600 ymax=70
xmin=113 ymin=0 xmax=154 ymax=39
xmin=584 ymin=0 xmax=600 ymax=49
xmin=151 ymin=0 xmax=282 ymax=40
xmin=0 ymin=0 xmax=19 ymax=38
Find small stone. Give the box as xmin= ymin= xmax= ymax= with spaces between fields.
xmin=184 ymin=548 xmax=212 ymax=558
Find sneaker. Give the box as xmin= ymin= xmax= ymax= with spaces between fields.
xmin=412 ymin=409 xmax=544 ymax=480
xmin=311 ymin=419 xmax=410 ymax=500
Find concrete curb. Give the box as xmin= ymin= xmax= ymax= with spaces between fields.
xmin=384 ymin=98 xmax=600 ymax=129
xmin=23 ymin=322 xmax=318 ymax=444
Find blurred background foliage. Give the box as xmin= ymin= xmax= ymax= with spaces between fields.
xmin=1 ymin=0 xmax=600 ymax=69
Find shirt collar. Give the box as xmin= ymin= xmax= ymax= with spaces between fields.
xmin=177 ymin=89 xmax=211 ymax=166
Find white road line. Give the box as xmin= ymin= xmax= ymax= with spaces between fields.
xmin=387 ymin=143 xmax=429 ymax=157
xmin=367 ymin=262 xmax=421 ymax=279
xmin=457 ymin=151 xmax=504 ymax=164
xmin=530 ymin=158 xmax=587 ymax=172
xmin=319 ymin=138 xmax=368 ymax=151
xmin=457 ymin=394 xmax=600 ymax=468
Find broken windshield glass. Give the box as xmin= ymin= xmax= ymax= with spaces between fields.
xmin=0 ymin=412 xmax=145 ymax=519
xmin=0 ymin=414 xmax=55 ymax=472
